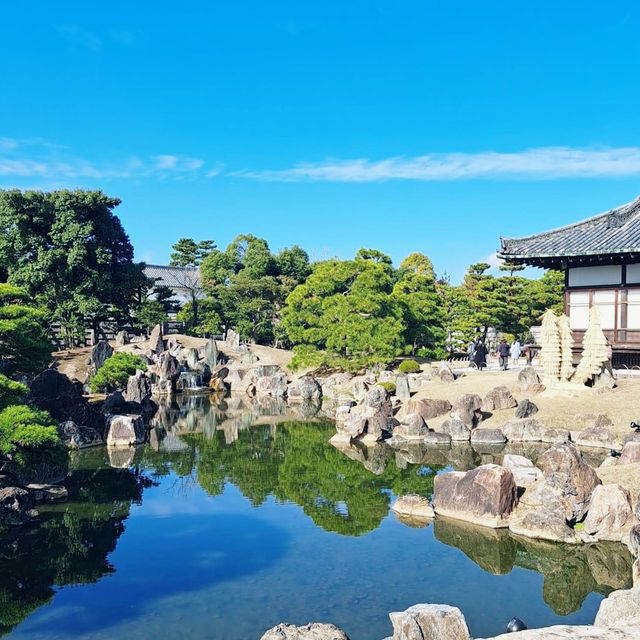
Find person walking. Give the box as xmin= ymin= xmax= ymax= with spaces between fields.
xmin=473 ymin=340 xmax=487 ymax=371
xmin=497 ymin=338 xmax=510 ymax=371
xmin=510 ymin=338 xmax=521 ymax=365
xmin=467 ymin=338 xmax=477 ymax=365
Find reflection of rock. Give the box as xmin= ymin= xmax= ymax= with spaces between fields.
xmin=434 ymin=516 xmax=517 ymax=575
xmin=107 ymin=446 xmax=136 ymax=468
xmin=0 ymin=487 xmax=39 ymax=527
xmin=586 ymin=542 xmax=634 ymax=590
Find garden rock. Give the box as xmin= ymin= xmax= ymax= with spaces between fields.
xmin=203 ymin=338 xmax=219 ymax=368
xmin=508 ymin=479 xmax=580 ymax=544
xmin=0 ymin=487 xmax=39 ymax=527
xmin=288 ymin=376 xmax=322 ymax=403
xmin=261 ymin=623 xmax=350 ymax=640
xmin=470 ymin=429 xmax=506 ymax=445
xmin=102 ymin=390 xmax=126 ymax=414
xmin=394 ymin=414 xmax=429 ymax=439
xmin=185 ymin=348 xmax=199 ymax=371
xmin=583 ymin=484 xmax=635 ymax=542
xmin=502 ymin=454 xmax=543 ymax=489
xmin=433 ymin=464 xmax=517 ymax=528
xmin=438 ymin=418 xmax=471 ymax=442
xmin=255 ymin=371 xmax=289 ymax=397
xmin=90 ymin=340 xmax=113 ymax=371
xmin=501 ymin=418 xmax=546 ymax=442
xmin=105 ymin=414 xmax=146 ymax=447
xmin=518 ymin=366 xmax=542 ymax=392
xmin=148 ymin=324 xmax=164 ymax=354
xmin=515 ymin=398 xmax=538 ymax=419
xmin=595 ymin=586 xmax=640 ymax=629
xmin=618 ymin=442 xmax=640 ymax=465
xmin=574 ymin=425 xmax=621 ymax=450
xmin=59 ymin=420 xmax=104 ymax=449
xmin=115 ymin=330 xmax=129 ymax=346
xmin=450 ymin=394 xmax=483 ymax=427
xmin=125 ymin=370 xmax=152 ymax=404
xmin=439 ymin=362 xmax=457 ymax=383
xmin=538 ymin=442 xmax=600 ymax=522
xmin=424 ymin=431 xmax=452 ymax=446
xmin=391 ymin=495 xmax=435 ymax=519
xmin=398 ymin=398 xmax=451 ymax=422
xmin=482 ymin=385 xmax=517 ymax=411
xmin=395 ymin=373 xmax=410 ymax=400
xmin=388 ymin=603 xmax=470 ymax=640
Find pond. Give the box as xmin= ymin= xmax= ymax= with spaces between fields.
xmin=0 ymin=395 xmax=632 ymax=640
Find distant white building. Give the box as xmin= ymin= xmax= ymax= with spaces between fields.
xmin=143 ymin=264 xmax=203 ymax=307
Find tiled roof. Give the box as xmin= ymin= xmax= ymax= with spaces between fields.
xmin=499 ymin=196 xmax=640 ymax=260
xmin=143 ymin=264 xmax=200 ymax=289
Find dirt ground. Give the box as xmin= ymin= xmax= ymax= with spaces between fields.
xmin=415 ymin=366 xmax=640 ymax=438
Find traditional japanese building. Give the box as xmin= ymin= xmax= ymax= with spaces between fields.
xmin=498 ymin=195 xmax=640 ymax=367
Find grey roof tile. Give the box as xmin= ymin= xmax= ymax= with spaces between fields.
xmin=144 ymin=265 xmax=200 ymax=289
xmin=499 ymin=196 xmax=640 ymax=259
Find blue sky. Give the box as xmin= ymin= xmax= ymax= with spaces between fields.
xmin=2 ymin=1 xmax=640 ymax=282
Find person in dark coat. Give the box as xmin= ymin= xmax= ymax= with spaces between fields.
xmin=497 ymin=338 xmax=510 ymax=370
xmin=473 ymin=340 xmax=487 ymax=371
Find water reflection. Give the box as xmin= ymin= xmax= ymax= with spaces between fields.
xmin=0 ymin=394 xmax=629 ymax=638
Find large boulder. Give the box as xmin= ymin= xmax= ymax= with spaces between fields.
xmin=105 ymin=414 xmax=146 ymax=447
xmin=501 ymin=418 xmax=546 ymax=442
xmin=115 ymin=330 xmax=129 ymax=346
xmin=388 ymin=603 xmax=470 ymax=640
xmin=255 ymin=371 xmax=289 ymax=397
xmin=90 ymin=340 xmax=113 ymax=371
xmin=0 ymin=487 xmax=39 ymax=528
xmin=508 ymin=479 xmax=580 ymax=544
xmin=321 ymin=372 xmax=354 ymax=399
xmin=29 ymin=369 xmax=105 ymax=434
xmin=148 ymin=324 xmax=164 ymax=354
xmin=438 ymin=418 xmax=471 ymax=442
xmin=595 ymin=586 xmax=640 ymax=629
xmin=398 ymin=398 xmax=451 ymax=422
xmin=102 ymin=390 xmax=126 ymax=414
xmin=433 ymin=464 xmax=517 ymax=528
xmin=515 ymin=398 xmax=538 ymax=419
xmin=184 ymin=348 xmax=199 ymax=371
xmin=538 ymin=442 xmax=601 ymax=522
xmin=450 ymin=394 xmax=483 ymax=428
xmin=159 ymin=353 xmax=182 ymax=384
xmin=59 ymin=420 xmax=104 ymax=449
xmin=481 ymin=385 xmax=517 ymax=411
xmin=260 ymin=623 xmax=350 ymax=640
xmin=288 ymin=376 xmax=322 ymax=403
xmin=126 ymin=370 xmax=152 ymax=404
xmin=583 ymin=484 xmax=635 ymax=542
xmin=470 ymin=429 xmax=506 ymax=445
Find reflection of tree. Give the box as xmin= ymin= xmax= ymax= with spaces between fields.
xmin=433 ymin=517 xmax=633 ymax=615
xmin=0 ymin=456 xmax=153 ymax=637
xmin=181 ymin=421 xmax=440 ymax=536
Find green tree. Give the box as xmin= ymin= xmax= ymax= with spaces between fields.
xmin=169 ymin=238 xmax=216 ymax=268
xmin=0 ymin=283 xmax=52 ymax=377
xmin=282 ymin=255 xmax=405 ymax=371
xmin=0 ymin=189 xmax=149 ymax=346
xmin=134 ymin=300 xmax=169 ymax=333
xmin=0 ymin=374 xmax=28 ymax=411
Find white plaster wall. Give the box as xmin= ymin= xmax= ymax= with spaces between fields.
xmin=568 ymin=265 xmax=621 ymax=286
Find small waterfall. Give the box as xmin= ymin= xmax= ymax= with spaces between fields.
xmin=176 ymin=371 xmax=205 ymax=394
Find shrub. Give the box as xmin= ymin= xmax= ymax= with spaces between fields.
xmin=0 ymin=404 xmax=59 ymax=456
xmin=89 ymin=352 xmax=147 ymax=393
xmin=379 ymin=381 xmax=396 ymax=394
xmin=398 ymin=359 xmax=421 ymax=374
xmin=416 ymin=347 xmax=449 ymax=361
xmin=0 ymin=374 xmax=28 ymax=411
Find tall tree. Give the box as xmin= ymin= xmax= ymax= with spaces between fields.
xmin=0 ymin=189 xmax=148 ymax=346
xmin=169 ymin=238 xmax=216 ymax=268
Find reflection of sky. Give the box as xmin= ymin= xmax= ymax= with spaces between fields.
xmin=7 ymin=470 xmax=612 ymax=640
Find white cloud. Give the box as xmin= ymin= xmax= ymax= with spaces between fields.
xmin=232 ymin=146 xmax=640 ymax=182
xmin=0 ymin=139 xmax=209 ymax=183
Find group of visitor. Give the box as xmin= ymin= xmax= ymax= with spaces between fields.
xmin=467 ymin=337 xmax=523 ymax=371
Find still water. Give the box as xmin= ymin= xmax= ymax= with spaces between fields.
xmin=0 ymin=395 xmax=632 ymax=640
